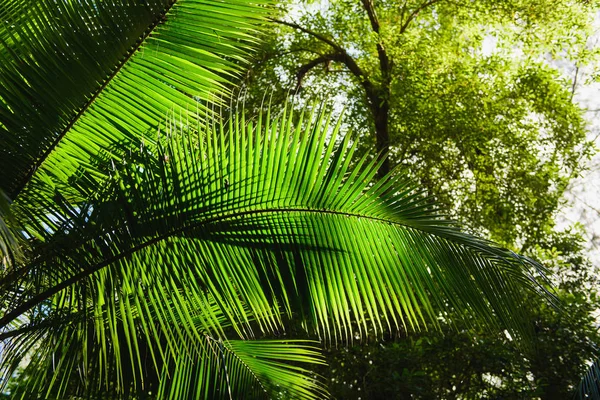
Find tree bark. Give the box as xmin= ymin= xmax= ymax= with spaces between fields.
xmin=372 ymin=97 xmax=390 ymax=178
xmin=273 ymin=16 xmax=392 ymax=178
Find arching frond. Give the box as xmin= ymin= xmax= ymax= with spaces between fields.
xmin=577 ymin=355 xmax=600 ymax=400
xmin=0 ymin=0 xmax=271 ymax=199
xmin=1 ymin=107 xmax=551 ymax=398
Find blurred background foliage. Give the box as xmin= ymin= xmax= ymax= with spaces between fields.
xmin=239 ymin=0 xmax=600 ymax=397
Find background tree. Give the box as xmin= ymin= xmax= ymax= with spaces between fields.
xmin=243 ymin=0 xmax=598 ymax=246
xmin=323 ymin=229 xmax=600 ymax=399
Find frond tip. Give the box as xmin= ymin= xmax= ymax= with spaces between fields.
xmin=577 ymin=355 xmax=600 ymax=400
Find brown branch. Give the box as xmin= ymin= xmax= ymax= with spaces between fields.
xmin=295 ymin=53 xmax=345 ymax=90
xmin=273 ymin=17 xmax=390 ymax=177
xmin=271 ymin=18 xmax=345 ymax=53
xmin=400 ymin=0 xmax=409 ymax=27
xmin=400 ymin=0 xmax=442 ymax=34
xmin=359 ymin=0 xmax=391 ymax=83
xmin=361 ymin=0 xmax=392 ymax=86
xmin=271 ymin=19 xmax=380 ymax=110
xmin=358 ymin=0 xmax=392 ymax=178
xmin=361 ymin=0 xmax=380 ymax=33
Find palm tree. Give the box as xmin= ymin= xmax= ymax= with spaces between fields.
xmin=0 ymin=0 xmax=551 ymax=398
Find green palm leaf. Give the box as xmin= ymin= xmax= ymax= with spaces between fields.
xmin=0 ymin=1 xmax=568 ymax=398
xmin=577 ymin=355 xmax=600 ymax=399
xmin=0 ymin=189 xmax=22 ymax=265
xmin=1 ymin=106 xmax=551 ymax=398
xmin=0 ymin=0 xmax=270 ymax=199
xmin=157 ymin=339 xmax=326 ymax=400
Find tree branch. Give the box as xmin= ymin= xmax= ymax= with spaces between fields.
xmin=271 ymin=18 xmax=345 ymax=53
xmin=400 ymin=0 xmax=442 ymax=34
xmin=400 ymin=0 xmax=409 ymax=27
xmin=571 ymin=64 xmax=580 ymax=102
xmin=271 ymin=19 xmax=381 ymax=109
xmin=273 ymin=17 xmax=390 ymax=177
xmin=361 ymin=0 xmax=380 ymax=33
xmin=359 ymin=0 xmax=391 ymax=84
xmin=295 ymin=53 xmax=345 ymax=90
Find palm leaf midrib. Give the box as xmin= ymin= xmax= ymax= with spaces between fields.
xmin=0 ymin=204 xmax=450 ymax=329
xmin=0 ymin=206 xmax=422 ymax=326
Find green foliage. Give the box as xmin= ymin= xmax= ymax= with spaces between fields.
xmin=243 ymin=0 xmax=597 ymax=246
xmin=320 ymin=172 xmax=600 ymax=399
xmin=324 ymin=230 xmax=600 ymax=399
xmin=0 ymin=0 xmax=269 ymax=199
xmin=0 ymin=189 xmax=22 ymax=265
xmin=1 ymin=104 xmax=551 ymax=398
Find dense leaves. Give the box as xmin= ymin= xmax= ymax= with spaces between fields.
xmin=239 ymin=0 xmax=600 ymax=397
xmin=0 ymin=0 xmax=269 ymax=199
xmin=324 ymin=231 xmax=600 ymax=399
xmin=242 ymin=0 xmax=597 ymax=246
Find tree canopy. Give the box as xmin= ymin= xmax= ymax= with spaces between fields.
xmin=244 ymin=0 xmax=598 ymax=246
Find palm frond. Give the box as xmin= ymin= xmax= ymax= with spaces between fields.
xmin=0 ymin=0 xmax=271 ymax=199
xmin=0 ymin=189 xmax=22 ymax=265
xmin=1 ymin=106 xmax=551 ymax=398
xmin=157 ymin=339 xmax=326 ymax=400
xmin=1 ymin=288 xmax=325 ymax=399
xmin=577 ymin=355 xmax=600 ymax=399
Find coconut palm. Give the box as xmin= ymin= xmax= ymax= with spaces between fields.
xmin=0 ymin=0 xmax=551 ymax=398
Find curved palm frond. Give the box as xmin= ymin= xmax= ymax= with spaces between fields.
xmin=577 ymin=355 xmax=600 ymax=399
xmin=0 ymin=189 xmax=22 ymax=265
xmin=157 ymin=339 xmax=326 ymax=400
xmin=0 ymin=0 xmax=271 ymax=199
xmin=1 ymin=286 xmax=326 ymax=399
xmin=1 ymin=106 xmax=552 ymax=398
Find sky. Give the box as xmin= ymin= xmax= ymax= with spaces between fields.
xmin=556 ymin=13 xmax=600 ymax=265
xmin=561 ymin=80 xmax=600 ymax=264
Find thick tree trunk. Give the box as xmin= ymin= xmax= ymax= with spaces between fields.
xmin=276 ymin=8 xmax=394 ymax=179
xmin=373 ymin=101 xmax=390 ymax=178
